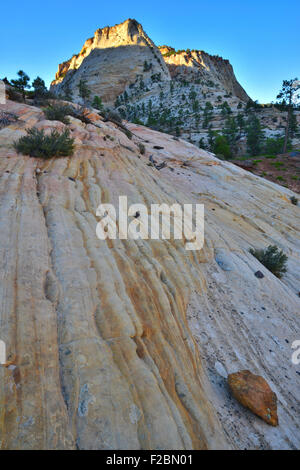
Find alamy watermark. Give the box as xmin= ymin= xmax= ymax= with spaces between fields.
xmin=0 ymin=80 xmax=5 ymax=104
xmin=0 ymin=339 xmax=6 ymax=364
xmin=291 ymin=340 xmax=300 ymax=365
xmin=96 ymin=196 xmax=204 ymax=250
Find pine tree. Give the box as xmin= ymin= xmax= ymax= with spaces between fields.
xmin=223 ymin=116 xmax=238 ymax=154
xmin=246 ymin=114 xmax=264 ymax=155
xmin=289 ymin=108 xmax=298 ymax=138
xmin=276 ymin=78 xmax=300 ymax=152
xmin=220 ymin=101 xmax=232 ymax=117
xmin=77 ymin=79 xmax=91 ymax=103
xmin=208 ymin=126 xmax=215 ymax=150
xmin=32 ymin=76 xmax=47 ymax=98
xmin=92 ymin=96 xmax=103 ymax=111
xmin=64 ymin=86 xmax=73 ymax=102
xmin=236 ymin=113 xmax=245 ymax=135
xmin=203 ymin=102 xmax=213 ymax=128
xmin=11 ymin=70 xmax=30 ymax=101
xmin=213 ymin=134 xmax=231 ymax=159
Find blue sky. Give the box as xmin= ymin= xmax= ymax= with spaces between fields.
xmin=0 ymin=0 xmax=299 ymax=103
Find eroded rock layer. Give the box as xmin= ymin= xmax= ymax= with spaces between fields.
xmin=0 ymin=100 xmax=299 ymax=449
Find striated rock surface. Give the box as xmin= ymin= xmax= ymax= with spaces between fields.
xmin=228 ymin=370 xmax=278 ymax=426
xmin=0 ymin=99 xmax=299 ymax=449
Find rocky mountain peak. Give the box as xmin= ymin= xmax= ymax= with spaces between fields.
xmin=50 ymin=20 xmax=299 ymax=156
xmin=51 ymin=19 xmax=170 ymax=103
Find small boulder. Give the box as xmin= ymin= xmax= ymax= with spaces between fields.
xmin=228 ymin=370 xmax=278 ymax=426
xmin=255 ymin=270 xmax=264 ymax=278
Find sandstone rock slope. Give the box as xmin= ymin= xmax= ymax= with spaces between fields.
xmin=0 ymin=99 xmax=299 ymax=449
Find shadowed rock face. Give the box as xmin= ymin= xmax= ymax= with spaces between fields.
xmin=0 ymin=100 xmax=299 ymax=449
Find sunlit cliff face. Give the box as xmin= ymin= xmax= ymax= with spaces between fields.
xmin=52 ymin=19 xmax=160 ymax=85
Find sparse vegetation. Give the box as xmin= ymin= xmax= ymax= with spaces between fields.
xmin=250 ymin=245 xmax=288 ymax=278
xmin=44 ymin=104 xmax=74 ymax=124
xmin=32 ymin=77 xmax=48 ymax=101
xmin=264 ymin=136 xmax=290 ymax=155
xmin=45 ymin=104 xmax=91 ymax=124
xmin=92 ymin=95 xmax=104 ymax=111
xmin=78 ymin=79 xmax=91 ymax=102
xmin=213 ymin=134 xmax=231 ymax=159
xmin=246 ymin=114 xmax=264 ymax=155
xmin=138 ymin=143 xmax=145 ymax=154
xmin=14 ymin=128 xmax=75 ymax=158
xmin=290 ymin=196 xmax=298 ymax=205
xmin=11 ymin=70 xmax=30 ymax=101
xmin=0 ymin=111 xmax=18 ymax=129
xmin=276 ymin=78 xmax=300 ymax=152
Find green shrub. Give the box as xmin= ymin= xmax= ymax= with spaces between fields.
xmin=92 ymin=95 xmax=103 ymax=111
xmin=272 ymin=161 xmax=284 ymax=168
xmin=78 ymin=79 xmax=91 ymax=101
xmin=138 ymin=143 xmax=145 ymax=154
xmin=290 ymin=196 xmax=298 ymax=205
xmin=264 ymin=136 xmax=291 ymax=155
xmin=249 ymin=245 xmax=288 ymax=278
xmin=14 ymin=128 xmax=74 ymax=158
xmin=213 ymin=135 xmax=231 ymax=159
xmin=44 ymin=104 xmax=74 ymax=124
xmin=45 ymin=104 xmax=92 ymax=124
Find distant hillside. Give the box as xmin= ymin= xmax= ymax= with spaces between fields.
xmin=51 ymin=19 xmax=300 ymax=155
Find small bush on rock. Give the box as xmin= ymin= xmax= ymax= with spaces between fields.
xmin=138 ymin=143 xmax=145 ymax=154
xmin=290 ymin=196 xmax=298 ymax=205
xmin=45 ymin=104 xmax=91 ymax=125
xmin=249 ymin=245 xmax=288 ymax=278
xmin=44 ymin=104 xmax=74 ymax=124
xmin=14 ymin=128 xmax=74 ymax=158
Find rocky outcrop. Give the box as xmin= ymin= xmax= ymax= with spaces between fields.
xmin=159 ymin=46 xmax=249 ymax=101
xmin=0 ymin=99 xmax=299 ymax=449
xmin=51 ymin=19 xmax=170 ymax=104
